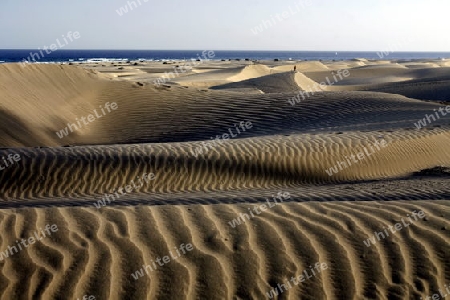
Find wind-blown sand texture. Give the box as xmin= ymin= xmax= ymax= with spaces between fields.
xmin=0 ymin=59 xmax=449 ymax=300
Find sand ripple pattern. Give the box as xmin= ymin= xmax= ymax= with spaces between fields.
xmin=0 ymin=130 xmax=450 ymax=201
xmin=0 ymin=201 xmax=448 ymax=299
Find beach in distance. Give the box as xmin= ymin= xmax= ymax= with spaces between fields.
xmin=1 ymin=49 xmax=450 ymax=64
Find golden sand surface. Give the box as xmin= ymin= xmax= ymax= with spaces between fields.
xmin=0 ymin=59 xmax=449 ymax=299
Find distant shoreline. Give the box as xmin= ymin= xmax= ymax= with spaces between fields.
xmin=1 ymin=49 xmax=449 ymax=64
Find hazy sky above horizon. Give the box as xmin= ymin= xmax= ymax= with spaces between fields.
xmin=1 ymin=0 xmax=449 ymax=51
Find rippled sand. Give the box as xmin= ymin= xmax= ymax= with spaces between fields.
xmin=0 ymin=60 xmax=449 ymax=299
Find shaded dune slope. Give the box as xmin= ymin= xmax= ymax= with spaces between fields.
xmin=211 ymin=71 xmax=327 ymax=93
xmin=304 ymin=67 xmax=450 ymax=101
xmin=1 ymin=65 xmax=450 ymax=147
xmin=304 ymin=67 xmax=450 ymax=85
xmin=364 ymin=79 xmax=450 ymax=102
xmin=1 ymin=130 xmax=450 ymax=200
xmin=210 ymin=71 xmax=300 ymax=93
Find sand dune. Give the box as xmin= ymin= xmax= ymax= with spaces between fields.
xmin=305 ymin=66 xmax=450 ymax=86
xmin=272 ymin=61 xmax=329 ymax=73
xmin=1 ymin=130 xmax=450 ymax=200
xmin=211 ymin=71 xmax=300 ymax=93
xmin=364 ymin=79 xmax=450 ymax=102
xmin=0 ymin=60 xmax=449 ymax=299
xmin=169 ymin=64 xmax=272 ymax=88
xmin=2 ymin=64 xmax=450 ymax=147
xmin=227 ymin=64 xmax=272 ymax=81
xmin=0 ymin=201 xmax=448 ymax=299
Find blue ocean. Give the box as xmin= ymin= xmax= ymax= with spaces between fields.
xmin=0 ymin=50 xmax=449 ymax=64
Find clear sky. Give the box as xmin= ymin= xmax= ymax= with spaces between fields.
xmin=1 ymin=0 xmax=448 ymax=51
